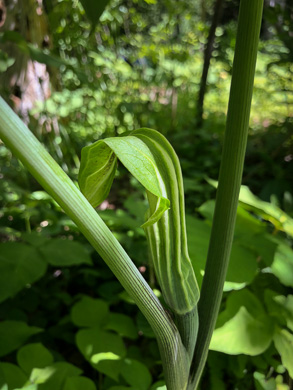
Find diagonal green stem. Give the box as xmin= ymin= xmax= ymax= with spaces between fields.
xmin=0 ymin=97 xmax=189 ymax=390
xmin=188 ymin=0 xmax=264 ymax=388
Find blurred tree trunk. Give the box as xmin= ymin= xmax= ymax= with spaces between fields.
xmin=196 ymin=0 xmax=224 ymax=128
xmin=0 ymin=0 xmax=51 ymax=116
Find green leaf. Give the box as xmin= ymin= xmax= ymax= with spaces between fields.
xmin=0 ymin=363 xmax=27 ymax=390
xmin=76 ymin=328 xmax=126 ymax=380
xmin=104 ymin=313 xmax=138 ymax=340
xmin=210 ymin=307 xmax=273 ymax=355
xmin=79 ymin=128 xmax=199 ymax=316
xmin=254 ymin=371 xmax=276 ymax=390
xmin=79 ymin=0 xmax=110 ymax=26
xmin=274 ymin=295 xmax=293 ymax=332
xmin=265 ymin=291 xmax=293 ymax=332
xmin=239 ymin=185 xmax=293 ymax=237
xmin=120 ymin=359 xmax=152 ymax=390
xmin=210 ymin=290 xmax=274 ymax=355
xmin=22 ymin=233 xmax=49 ymax=247
xmin=150 ymin=382 xmax=167 ymax=390
xmin=29 ymin=362 xmax=82 ymax=390
xmin=0 ymin=243 xmax=47 ymax=303
xmin=40 ymin=239 xmax=92 ymax=267
xmin=63 ymin=376 xmax=97 ymax=390
xmin=0 ymin=321 xmax=42 ymax=357
xmin=17 ymin=343 xmax=54 ymax=375
xmin=271 ymin=242 xmax=293 ymax=287
xmin=186 ymin=216 xmax=257 ymax=290
xmin=207 ymin=180 xmax=293 ymax=237
xmin=199 ymin=200 xmax=278 ymax=267
xmin=71 ymin=296 xmax=109 ymax=328
xmin=273 ymin=329 xmax=293 ymax=378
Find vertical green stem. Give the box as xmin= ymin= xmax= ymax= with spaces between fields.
xmin=0 ymin=97 xmax=188 ymax=390
xmin=189 ymin=0 xmax=264 ymax=388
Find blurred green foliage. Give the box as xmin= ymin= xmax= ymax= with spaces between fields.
xmin=0 ymin=0 xmax=292 ymax=389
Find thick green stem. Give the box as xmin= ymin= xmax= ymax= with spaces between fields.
xmin=0 ymin=97 xmax=188 ymax=390
xmin=189 ymin=0 xmax=264 ymax=388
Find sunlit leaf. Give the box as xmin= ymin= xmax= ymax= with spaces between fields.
xmin=17 ymin=343 xmax=54 ymax=375
xmin=254 ymin=371 xmax=276 ymax=390
xmin=206 ymin=180 xmax=293 ymax=237
xmin=210 ymin=290 xmax=274 ymax=355
xmin=274 ymin=329 xmax=293 ymax=378
xmin=29 ymin=362 xmax=82 ymax=390
xmin=76 ymin=328 xmax=126 ymax=380
xmin=271 ymin=241 xmax=293 ymax=287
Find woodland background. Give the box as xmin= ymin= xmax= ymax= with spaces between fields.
xmin=0 ymin=0 xmax=292 ymax=389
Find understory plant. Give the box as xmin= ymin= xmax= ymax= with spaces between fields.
xmin=0 ymin=0 xmax=264 ymax=389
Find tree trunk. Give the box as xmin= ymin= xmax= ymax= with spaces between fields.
xmin=196 ymin=0 xmax=224 ymax=128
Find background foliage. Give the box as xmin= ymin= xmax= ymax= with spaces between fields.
xmin=0 ymin=0 xmax=292 ymax=389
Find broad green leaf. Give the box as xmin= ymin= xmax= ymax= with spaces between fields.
xmin=0 ymin=243 xmax=47 ymax=303
xmin=274 ymin=329 xmax=293 ymax=378
xmin=104 ymin=313 xmax=138 ymax=340
xmin=79 ymin=0 xmax=110 ymax=26
xmin=79 ymin=128 xmax=199 ymax=316
xmin=210 ymin=307 xmax=273 ymax=355
xmin=210 ymin=290 xmax=274 ymax=355
xmin=271 ymin=241 xmax=293 ymax=287
xmin=0 ymin=321 xmax=42 ymax=357
xmin=207 ymin=179 xmax=293 ymax=237
xmin=239 ymin=185 xmax=293 ymax=237
xmin=71 ymin=296 xmax=109 ymax=328
xmin=17 ymin=343 xmax=54 ymax=375
xmin=40 ymin=239 xmax=92 ymax=267
xmin=120 ymin=359 xmax=152 ymax=390
xmin=0 ymin=363 xmax=27 ymax=390
xmin=22 ymin=233 xmax=49 ymax=247
xmin=76 ymin=328 xmax=126 ymax=380
xmin=29 ymin=362 xmax=82 ymax=390
xmin=186 ymin=216 xmax=258 ymax=290
xmin=63 ymin=376 xmax=97 ymax=390
xmin=198 ymin=200 xmax=278 ymax=266
xmin=216 ymin=289 xmax=269 ymax=327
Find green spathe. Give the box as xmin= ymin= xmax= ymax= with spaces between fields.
xmin=79 ymin=128 xmax=199 ymax=317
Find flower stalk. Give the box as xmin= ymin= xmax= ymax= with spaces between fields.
xmin=188 ymin=0 xmax=264 ymax=387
